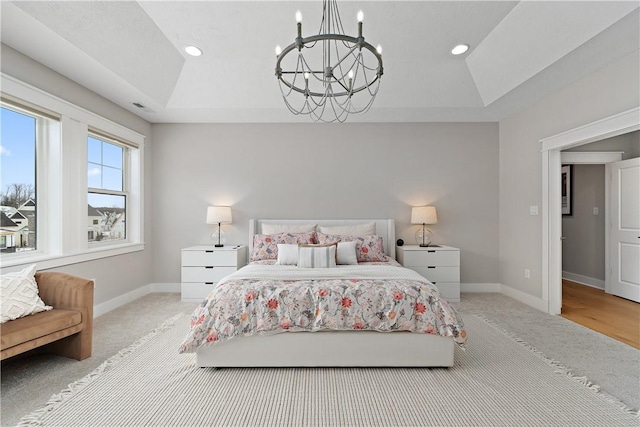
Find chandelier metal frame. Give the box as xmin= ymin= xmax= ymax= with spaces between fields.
xmin=275 ymin=0 xmax=384 ymax=123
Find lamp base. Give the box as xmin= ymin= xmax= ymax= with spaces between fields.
xmin=214 ymin=244 xmax=224 ymax=248
xmin=415 ymin=227 xmax=433 ymax=247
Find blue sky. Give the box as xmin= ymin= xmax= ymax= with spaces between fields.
xmin=1 ymin=107 xmax=36 ymax=193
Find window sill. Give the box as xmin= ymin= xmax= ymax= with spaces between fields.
xmin=0 ymin=242 xmax=145 ymax=271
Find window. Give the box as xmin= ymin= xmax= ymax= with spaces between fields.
xmin=88 ymin=135 xmax=127 ymax=243
xmin=1 ymin=106 xmax=38 ymax=253
xmin=1 ymin=75 xmax=145 ymax=270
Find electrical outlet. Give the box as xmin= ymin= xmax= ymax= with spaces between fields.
xmin=593 ymin=207 xmax=599 ymax=215
xmin=524 ymin=269 xmax=530 ymax=279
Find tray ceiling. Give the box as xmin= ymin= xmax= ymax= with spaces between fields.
xmin=1 ymin=1 xmax=638 ymax=123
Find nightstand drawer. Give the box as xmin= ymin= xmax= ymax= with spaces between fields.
xmin=401 ymin=250 xmax=459 ymax=267
xmin=432 ymin=282 xmax=460 ymax=302
xmin=409 ymin=266 xmax=460 ymax=283
xmin=181 ymin=283 xmax=216 ymax=300
xmin=182 ymin=250 xmax=239 ymax=266
xmin=181 ymin=266 xmax=236 ymax=282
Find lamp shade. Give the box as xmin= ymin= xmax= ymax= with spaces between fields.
xmin=411 ymin=206 xmax=437 ymax=225
xmin=206 ymin=206 xmax=232 ymax=224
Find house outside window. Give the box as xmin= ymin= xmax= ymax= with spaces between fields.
xmin=88 ymin=134 xmax=127 ymax=243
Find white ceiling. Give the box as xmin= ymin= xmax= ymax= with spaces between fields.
xmin=1 ymin=1 xmax=638 ymax=123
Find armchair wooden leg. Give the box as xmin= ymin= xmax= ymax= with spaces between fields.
xmin=46 ymin=330 xmax=92 ymax=361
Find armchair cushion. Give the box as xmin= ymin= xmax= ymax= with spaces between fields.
xmin=1 ymin=309 xmax=81 ymax=350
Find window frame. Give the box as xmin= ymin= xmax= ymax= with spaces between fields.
xmin=87 ymin=131 xmax=129 ymax=246
xmin=0 ymin=74 xmax=145 ymax=270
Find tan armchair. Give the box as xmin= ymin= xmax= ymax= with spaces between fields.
xmin=1 ymin=271 xmax=94 ymax=361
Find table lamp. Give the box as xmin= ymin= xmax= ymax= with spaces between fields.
xmin=206 ymin=206 xmax=232 ymax=247
xmin=411 ymin=206 xmax=437 ymax=247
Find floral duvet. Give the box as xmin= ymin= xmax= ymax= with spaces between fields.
xmin=179 ymin=262 xmax=466 ymax=354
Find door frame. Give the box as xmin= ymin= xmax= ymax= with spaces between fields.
xmin=540 ymin=107 xmax=639 ymax=314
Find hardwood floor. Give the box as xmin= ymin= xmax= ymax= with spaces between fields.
xmin=561 ymin=279 xmax=640 ymax=349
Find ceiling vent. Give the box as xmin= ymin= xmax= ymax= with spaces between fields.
xmin=131 ymin=102 xmax=155 ymax=113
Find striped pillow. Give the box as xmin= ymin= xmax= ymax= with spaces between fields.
xmin=297 ymin=244 xmax=337 ymax=268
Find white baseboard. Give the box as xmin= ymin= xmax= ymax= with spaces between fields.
xmin=93 ymin=284 xmax=153 ymax=318
xmin=461 ymin=283 xmax=501 ymax=293
xmin=93 ymin=283 xmax=180 ymax=318
xmin=500 ymin=284 xmax=548 ymax=312
xmin=562 ymin=271 xmax=605 ymax=290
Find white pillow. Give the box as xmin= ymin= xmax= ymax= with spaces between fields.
xmin=1 ymin=264 xmax=52 ymax=323
xmin=261 ymin=223 xmax=317 ymax=235
xmin=336 ymin=241 xmax=358 ymax=265
xmin=275 ymin=244 xmax=299 ymax=265
xmin=298 ymin=245 xmax=337 ymax=268
xmin=318 ymin=221 xmax=376 ymax=236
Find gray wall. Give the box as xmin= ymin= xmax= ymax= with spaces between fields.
xmin=150 ymin=122 xmax=499 ymax=285
xmin=499 ymin=50 xmax=639 ymax=299
xmin=561 ymin=165 xmax=605 ymax=284
xmin=4 ymin=39 xmax=637 ymax=309
xmin=1 ymin=44 xmax=154 ymax=306
xmin=566 ymin=131 xmax=640 ymax=160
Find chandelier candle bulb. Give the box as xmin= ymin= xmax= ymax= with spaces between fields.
xmin=275 ymin=45 xmax=282 ymax=56
xmin=357 ymin=10 xmax=364 ymax=38
xmin=377 ymin=44 xmax=382 ymax=54
xmin=296 ymin=10 xmax=302 ymax=39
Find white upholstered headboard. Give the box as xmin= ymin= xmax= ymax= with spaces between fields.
xmin=249 ymin=219 xmax=396 ymax=260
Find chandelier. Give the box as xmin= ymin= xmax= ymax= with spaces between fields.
xmin=274 ymin=0 xmax=383 ymax=123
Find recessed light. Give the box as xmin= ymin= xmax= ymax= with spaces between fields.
xmin=451 ymin=44 xmax=469 ymax=55
xmin=185 ymin=45 xmax=203 ymax=57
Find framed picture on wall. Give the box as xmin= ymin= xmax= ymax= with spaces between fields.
xmin=561 ymin=165 xmax=573 ymax=216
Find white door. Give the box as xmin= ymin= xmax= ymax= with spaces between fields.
xmin=608 ymin=157 xmax=640 ymax=302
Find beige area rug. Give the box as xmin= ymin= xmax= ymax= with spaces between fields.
xmin=18 ymin=314 xmax=638 ymax=427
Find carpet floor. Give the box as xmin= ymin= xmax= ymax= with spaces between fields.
xmin=2 ymin=293 xmax=639 ymax=426
xmin=14 ymin=313 xmax=639 ymax=426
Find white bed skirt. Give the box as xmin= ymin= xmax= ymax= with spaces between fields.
xmin=196 ymin=331 xmax=454 ymax=368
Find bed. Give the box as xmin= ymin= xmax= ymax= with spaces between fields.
xmin=179 ymin=219 xmax=466 ymax=367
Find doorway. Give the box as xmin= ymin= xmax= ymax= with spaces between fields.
xmin=558 ymin=147 xmax=640 ymax=347
xmin=559 ymin=161 xmax=607 ymax=291
xmin=541 ymin=107 xmax=640 ymax=315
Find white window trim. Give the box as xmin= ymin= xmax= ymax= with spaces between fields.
xmin=0 ymin=73 xmax=145 ymax=270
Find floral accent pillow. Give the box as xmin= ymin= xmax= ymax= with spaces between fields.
xmin=250 ymin=232 xmax=316 ymax=261
xmin=315 ymin=232 xmax=386 ymax=262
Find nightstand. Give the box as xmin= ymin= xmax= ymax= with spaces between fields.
xmin=181 ymin=245 xmax=247 ymax=302
xmin=396 ymin=245 xmax=460 ymax=302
